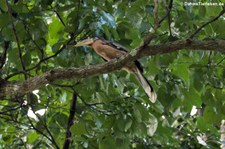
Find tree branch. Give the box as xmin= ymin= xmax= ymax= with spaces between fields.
xmin=6 ymin=1 xmax=27 ymax=77
xmin=144 ymin=0 xmax=173 ymax=45
xmin=51 ymin=5 xmax=66 ymax=26
xmin=189 ymin=7 xmax=225 ymax=38
xmin=159 ymin=0 xmax=173 ymax=25
xmin=5 ymin=34 xmax=75 ymax=80
xmin=153 ymin=0 xmax=159 ymax=31
xmin=1 ymin=39 xmax=225 ymax=99
xmin=26 ymin=116 xmax=55 ymax=147
xmin=63 ymin=93 xmax=77 ymax=149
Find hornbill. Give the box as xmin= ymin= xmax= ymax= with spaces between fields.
xmin=75 ymin=37 xmax=157 ymax=103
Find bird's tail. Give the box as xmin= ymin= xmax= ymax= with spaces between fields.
xmin=134 ymin=68 xmax=157 ymax=103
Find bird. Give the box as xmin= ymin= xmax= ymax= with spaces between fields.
xmin=75 ymin=37 xmax=157 ymax=103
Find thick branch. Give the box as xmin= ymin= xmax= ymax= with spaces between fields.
xmin=1 ymin=39 xmax=225 ymax=99
xmin=140 ymin=39 xmax=225 ymax=56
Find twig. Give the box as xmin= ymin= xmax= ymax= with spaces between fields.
xmin=153 ymin=0 xmax=159 ymax=31
xmin=5 ymin=35 xmax=75 ymax=80
xmin=27 ymin=109 xmax=60 ymax=149
xmin=51 ymin=5 xmax=66 ymax=26
xmin=158 ymin=0 xmax=173 ymax=24
xmin=166 ymin=0 xmax=173 ymax=36
xmin=23 ymin=21 xmax=44 ymax=59
xmin=74 ymin=0 xmax=81 ymax=35
xmin=0 ymin=106 xmax=21 ymax=114
xmin=63 ymin=93 xmax=77 ymax=149
xmin=143 ymin=0 xmax=173 ymax=45
xmin=216 ymin=56 xmax=225 ymax=65
xmin=6 ymin=1 xmax=27 ymax=79
xmin=26 ymin=116 xmax=54 ymax=144
xmin=29 ymin=105 xmax=60 ymax=149
xmin=189 ymin=7 xmax=225 ymax=38
xmin=5 ymin=1 xmax=83 ymax=80
xmin=50 ymin=83 xmax=113 ymax=114
xmin=44 ymin=123 xmax=60 ymax=149
xmin=159 ymin=0 xmax=173 ymax=37
xmin=20 ymin=138 xmax=27 ymax=149
xmin=78 ymin=94 xmax=116 ymax=115
xmin=0 ymin=114 xmax=30 ymax=127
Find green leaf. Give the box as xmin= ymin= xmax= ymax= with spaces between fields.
xmin=84 ymin=53 xmax=93 ymax=65
xmin=71 ymin=122 xmax=87 ymax=136
xmin=0 ymin=0 xmax=7 ymax=11
xmin=171 ymin=63 xmax=190 ymax=84
xmin=116 ymin=116 xmax=126 ymax=132
xmin=199 ymin=6 xmax=206 ymax=18
xmin=124 ymin=118 xmax=132 ymax=132
xmin=197 ymin=117 xmax=212 ymax=132
xmin=115 ymin=138 xmax=130 ymax=149
xmin=135 ymin=122 xmax=147 ymax=137
xmin=0 ymin=13 xmax=9 ymax=28
xmin=147 ymin=114 xmax=158 ymax=136
xmin=53 ymin=112 xmax=68 ymax=127
xmin=96 ymin=92 xmax=111 ymax=102
xmin=193 ymin=69 xmax=204 ymax=91
xmin=212 ymin=19 xmax=225 ymax=37
xmin=15 ymin=22 xmax=27 ymax=41
xmin=99 ymin=136 xmax=117 ymax=149
xmin=152 ymin=100 xmax=164 ymax=114
xmin=48 ymin=121 xmax=60 ymax=137
xmin=201 ymin=88 xmax=215 ymax=105
xmin=158 ymin=53 xmax=177 ymax=67
xmin=2 ymin=134 xmax=12 ymax=142
xmin=2 ymin=26 xmax=14 ymax=41
xmin=203 ymin=106 xmax=219 ymax=124
xmin=111 ymin=28 xmax=120 ymax=40
xmin=48 ymin=16 xmax=64 ymax=45
xmin=11 ymin=3 xmax=29 ymax=13
xmin=102 ymin=24 xmax=111 ymax=39
xmin=23 ymin=51 xmax=31 ymax=66
xmin=103 ymin=116 xmax=115 ymax=129
xmin=8 ymin=48 xmax=20 ymax=68
xmin=133 ymin=108 xmax=142 ymax=123
xmin=27 ymin=131 xmax=39 ymax=144
xmin=55 ymin=50 xmax=69 ymax=67
xmin=29 ymin=18 xmax=48 ymax=40
xmin=183 ymin=88 xmax=201 ymax=111
xmin=125 ymin=28 xmax=142 ymax=48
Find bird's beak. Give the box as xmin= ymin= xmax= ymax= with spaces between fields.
xmin=75 ymin=38 xmax=94 ymax=47
xmin=74 ymin=42 xmax=86 ymax=47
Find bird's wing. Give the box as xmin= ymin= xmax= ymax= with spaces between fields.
xmin=98 ymin=37 xmax=144 ymax=73
xmin=98 ymin=37 xmax=129 ymax=52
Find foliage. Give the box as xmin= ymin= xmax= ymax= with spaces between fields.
xmin=0 ymin=0 xmax=225 ymax=148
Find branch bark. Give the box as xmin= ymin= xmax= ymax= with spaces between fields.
xmin=1 ymin=39 xmax=225 ymax=100
xmin=63 ymin=93 xmax=77 ymax=149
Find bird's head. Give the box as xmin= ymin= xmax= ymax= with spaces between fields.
xmin=75 ymin=38 xmax=98 ymax=47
